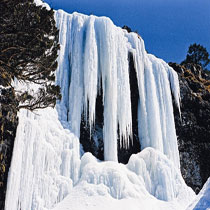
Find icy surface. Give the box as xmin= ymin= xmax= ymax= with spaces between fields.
xmin=5 ymin=109 xmax=81 ymax=210
xmin=187 ymin=177 xmax=210 ymax=210
xmin=52 ymin=148 xmax=194 ymax=210
xmin=4 ymin=5 xmax=195 ymax=210
xmin=56 ymin=10 xmax=181 ymax=166
xmin=78 ymin=148 xmax=193 ymax=202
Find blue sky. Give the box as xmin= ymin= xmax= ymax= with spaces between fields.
xmin=45 ymin=0 xmax=210 ymax=64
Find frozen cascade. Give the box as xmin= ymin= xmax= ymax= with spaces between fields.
xmin=5 ymin=109 xmax=81 ymax=210
xmin=55 ymin=11 xmax=133 ymax=161
xmin=56 ymin=10 xmax=180 ymax=166
xmin=4 ymin=5 xmax=195 ymax=210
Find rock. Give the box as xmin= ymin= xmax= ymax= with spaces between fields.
xmin=0 ymin=86 xmax=18 ymax=210
xmin=169 ymin=62 xmax=210 ymax=193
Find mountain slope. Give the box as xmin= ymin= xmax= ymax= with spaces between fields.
xmin=170 ymin=63 xmax=210 ymax=193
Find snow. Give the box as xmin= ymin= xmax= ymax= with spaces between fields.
xmin=52 ymin=185 xmax=184 ymax=210
xmin=187 ymin=177 xmax=210 ymax=210
xmin=34 ymin=0 xmax=50 ymax=10
xmin=52 ymin=149 xmax=194 ymax=210
xmin=4 ymin=3 xmax=198 ymax=210
xmin=52 ymin=187 xmax=174 ymax=210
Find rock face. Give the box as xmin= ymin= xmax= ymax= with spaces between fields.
xmin=0 ymin=87 xmax=18 ymax=210
xmin=169 ymin=62 xmax=210 ymax=193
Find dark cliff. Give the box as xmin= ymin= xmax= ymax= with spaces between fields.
xmin=169 ymin=62 xmax=210 ymax=193
xmin=0 ymin=87 xmax=18 ymax=210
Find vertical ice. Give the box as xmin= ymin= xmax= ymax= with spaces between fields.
xmin=56 ymin=10 xmax=180 ymax=165
xmin=56 ymin=11 xmax=134 ymax=161
xmin=5 ymin=109 xmax=81 ymax=210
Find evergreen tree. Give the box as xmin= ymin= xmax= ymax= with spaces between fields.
xmin=0 ymin=0 xmax=61 ymax=111
xmin=181 ymin=43 xmax=210 ymax=70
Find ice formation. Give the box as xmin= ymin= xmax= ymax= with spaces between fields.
xmin=55 ymin=10 xmax=181 ymax=166
xmin=5 ymin=109 xmax=81 ymax=210
xmin=5 ymin=4 xmax=197 ymax=210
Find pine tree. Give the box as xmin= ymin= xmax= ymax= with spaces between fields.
xmin=181 ymin=43 xmax=210 ymax=70
xmin=0 ymin=0 xmax=61 ymax=111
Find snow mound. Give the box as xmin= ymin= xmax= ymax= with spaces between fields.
xmin=79 ymin=152 xmax=149 ymax=199
xmin=52 ymin=148 xmax=194 ymax=210
xmin=187 ymin=177 xmax=210 ymax=210
xmin=80 ymin=148 xmax=194 ymax=204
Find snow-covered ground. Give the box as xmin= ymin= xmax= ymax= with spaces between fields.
xmin=53 ymin=148 xmax=194 ymax=210
xmin=52 ymin=185 xmax=187 ymax=210
xmin=5 ymin=1 xmax=210 ymax=210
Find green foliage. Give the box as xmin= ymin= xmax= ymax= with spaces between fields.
xmin=0 ymin=0 xmax=61 ymax=111
xmin=181 ymin=43 xmax=210 ymax=70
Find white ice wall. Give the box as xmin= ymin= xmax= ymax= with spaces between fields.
xmin=56 ymin=10 xmax=180 ymax=167
xmin=5 ymin=109 xmax=81 ymax=210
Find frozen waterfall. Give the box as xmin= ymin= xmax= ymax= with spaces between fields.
xmin=55 ymin=10 xmax=181 ymax=167
xmin=4 ymin=7 xmax=195 ymax=210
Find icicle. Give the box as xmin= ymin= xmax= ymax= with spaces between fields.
xmin=167 ymin=64 xmax=181 ymax=115
xmin=116 ymin=29 xmax=133 ymax=149
xmin=95 ymin=18 xmax=119 ymax=161
xmin=55 ymin=11 xmax=73 ymax=122
xmin=83 ymin=16 xmax=98 ymax=131
xmin=67 ymin=13 xmax=86 ymax=137
xmin=125 ymin=33 xmax=180 ymax=168
xmin=147 ymin=55 xmax=180 ymax=168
